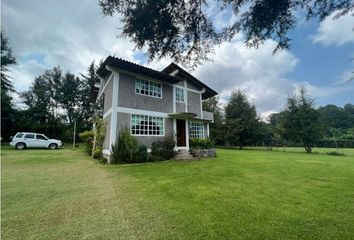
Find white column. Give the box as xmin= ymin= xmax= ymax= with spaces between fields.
xmin=109 ymin=71 xmax=119 ymax=162
xmin=185 ymin=120 xmax=189 ymax=150
xmin=206 ymin=123 xmax=210 ymax=138
xmin=184 ymin=81 xmax=188 ymax=112
xmin=172 ymin=85 xmax=176 ymax=113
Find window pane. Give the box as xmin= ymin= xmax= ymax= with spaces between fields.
xmin=189 ymin=122 xmax=204 ymax=139
xmin=15 ymin=134 xmax=23 ymax=138
xmin=36 ymin=135 xmax=45 ymax=140
xmin=131 ymin=114 xmax=164 ymax=136
xmin=24 ymin=134 xmax=35 ymax=139
xmin=135 ymin=78 xmax=162 ymax=98
xmin=176 ymin=87 xmax=184 ymax=102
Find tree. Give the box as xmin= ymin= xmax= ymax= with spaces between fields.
xmin=202 ymin=96 xmax=226 ymax=145
xmin=80 ymin=61 xmax=101 ymax=129
xmin=224 ymin=90 xmax=259 ymax=148
xmin=99 ymin=0 xmax=353 ymax=66
xmin=1 ymin=30 xmax=17 ymax=140
xmin=279 ymin=87 xmax=322 ymax=153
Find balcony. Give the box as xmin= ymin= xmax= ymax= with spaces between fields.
xmin=202 ymin=111 xmax=214 ymax=122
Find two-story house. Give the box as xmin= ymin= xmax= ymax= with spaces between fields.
xmin=96 ymin=56 xmax=217 ymax=159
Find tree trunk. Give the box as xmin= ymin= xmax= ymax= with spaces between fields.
xmin=305 ymin=144 xmax=312 ymax=153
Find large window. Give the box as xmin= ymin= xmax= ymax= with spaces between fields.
xmin=189 ymin=122 xmax=204 ymax=139
xmin=175 ymin=87 xmax=185 ymax=102
xmin=135 ymin=78 xmax=162 ymax=98
xmin=131 ymin=114 xmax=164 ymax=136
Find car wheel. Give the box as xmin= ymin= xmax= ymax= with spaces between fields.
xmin=15 ymin=142 xmax=26 ymax=150
xmin=49 ymin=143 xmax=58 ymax=150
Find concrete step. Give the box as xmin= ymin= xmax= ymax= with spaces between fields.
xmin=173 ymin=150 xmax=196 ymax=160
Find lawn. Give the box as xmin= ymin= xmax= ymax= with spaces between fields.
xmin=2 ymin=146 xmax=354 ymax=239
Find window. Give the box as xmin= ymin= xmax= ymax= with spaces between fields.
xmin=175 ymin=87 xmax=184 ymax=102
xmin=36 ymin=134 xmax=48 ymax=140
xmin=189 ymin=122 xmax=204 ymax=139
xmin=24 ymin=134 xmax=35 ymax=139
xmin=15 ymin=134 xmax=24 ymax=138
xmin=135 ymin=78 xmax=162 ymax=98
xmin=131 ymin=114 xmax=164 ymax=136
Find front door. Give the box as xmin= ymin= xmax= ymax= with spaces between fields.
xmin=177 ymin=119 xmax=186 ymax=147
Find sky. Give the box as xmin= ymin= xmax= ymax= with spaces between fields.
xmin=2 ymin=0 xmax=354 ymax=119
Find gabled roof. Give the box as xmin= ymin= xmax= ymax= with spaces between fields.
xmin=162 ymin=63 xmax=218 ymax=100
xmin=97 ymin=56 xmax=217 ymax=99
xmin=97 ymin=56 xmax=179 ymax=84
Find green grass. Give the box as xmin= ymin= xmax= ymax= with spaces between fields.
xmin=2 ymin=146 xmax=354 ymax=239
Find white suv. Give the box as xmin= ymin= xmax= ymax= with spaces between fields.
xmin=10 ymin=132 xmax=63 ymax=150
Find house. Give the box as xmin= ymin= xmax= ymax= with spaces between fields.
xmin=96 ymin=56 xmax=217 ymax=160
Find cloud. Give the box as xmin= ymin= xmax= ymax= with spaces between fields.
xmin=3 ymin=0 xmax=353 ymax=119
xmin=190 ymin=39 xmax=299 ymax=118
xmin=312 ymin=10 xmax=354 ymax=46
xmin=3 ymin=0 xmax=137 ymax=91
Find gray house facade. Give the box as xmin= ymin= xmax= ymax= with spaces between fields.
xmin=96 ymin=56 xmax=217 ymax=159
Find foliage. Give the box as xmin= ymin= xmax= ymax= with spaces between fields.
xmin=224 ymin=90 xmax=259 ymax=149
xmin=1 ymin=29 xmax=16 ymax=92
xmin=202 ymin=96 xmax=226 ymax=145
xmin=111 ymin=130 xmax=148 ymax=163
xmin=99 ymin=0 xmax=352 ymax=67
xmin=151 ymin=136 xmax=176 ymax=160
xmin=189 ymin=138 xmax=213 ymax=150
xmin=1 ymin=30 xmax=17 ymax=141
xmin=79 ymin=117 xmax=106 ymax=159
xmin=3 ymin=60 xmax=103 ymax=142
xmin=279 ymin=87 xmax=323 ymax=153
xmin=79 ymin=130 xmax=95 ymax=155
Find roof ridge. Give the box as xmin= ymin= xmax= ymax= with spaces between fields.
xmin=108 ymin=55 xmax=172 ymax=77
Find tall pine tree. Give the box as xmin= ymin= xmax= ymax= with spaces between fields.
xmin=1 ymin=30 xmax=17 ymax=140
xmin=225 ymin=90 xmax=259 ymax=148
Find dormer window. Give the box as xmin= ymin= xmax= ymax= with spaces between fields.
xmin=175 ymin=87 xmax=185 ymax=103
xmin=135 ymin=78 xmax=162 ymax=98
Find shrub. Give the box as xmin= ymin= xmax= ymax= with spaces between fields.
xmin=151 ymin=136 xmax=176 ymax=160
xmin=189 ymin=138 xmax=213 ymax=149
xmin=78 ymin=117 xmax=106 ymax=159
xmin=135 ymin=145 xmax=148 ymax=162
xmin=79 ymin=130 xmax=94 ymax=155
xmin=111 ymin=131 xmax=148 ymax=163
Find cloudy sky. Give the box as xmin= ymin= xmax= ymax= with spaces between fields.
xmin=2 ymin=0 xmax=354 ymax=119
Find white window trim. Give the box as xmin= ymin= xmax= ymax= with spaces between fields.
xmin=130 ymin=114 xmax=165 ymax=137
xmin=188 ymin=121 xmax=205 ymax=139
xmin=175 ymin=86 xmax=185 ymax=103
xmin=135 ymin=78 xmax=163 ymax=99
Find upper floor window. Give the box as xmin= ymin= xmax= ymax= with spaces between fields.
xmin=135 ymin=78 xmax=162 ymax=98
xmin=175 ymin=87 xmax=185 ymax=103
xmin=189 ymin=122 xmax=204 ymax=139
xmin=131 ymin=114 xmax=164 ymax=136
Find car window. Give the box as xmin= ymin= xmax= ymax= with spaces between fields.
xmin=15 ymin=134 xmax=24 ymax=138
xmin=24 ymin=134 xmax=35 ymax=139
xmin=36 ymin=135 xmax=48 ymax=140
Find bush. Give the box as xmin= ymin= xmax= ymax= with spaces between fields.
xmin=79 ymin=130 xmax=94 ymax=155
xmin=78 ymin=117 xmax=106 ymax=159
xmin=111 ymin=131 xmax=148 ymax=163
xmin=151 ymin=136 xmax=176 ymax=160
xmin=189 ymin=138 xmax=213 ymax=149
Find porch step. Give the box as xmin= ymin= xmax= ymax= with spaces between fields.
xmin=173 ymin=150 xmax=196 ymax=160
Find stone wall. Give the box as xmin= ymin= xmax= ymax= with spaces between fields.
xmin=191 ymin=148 xmax=216 ymax=158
